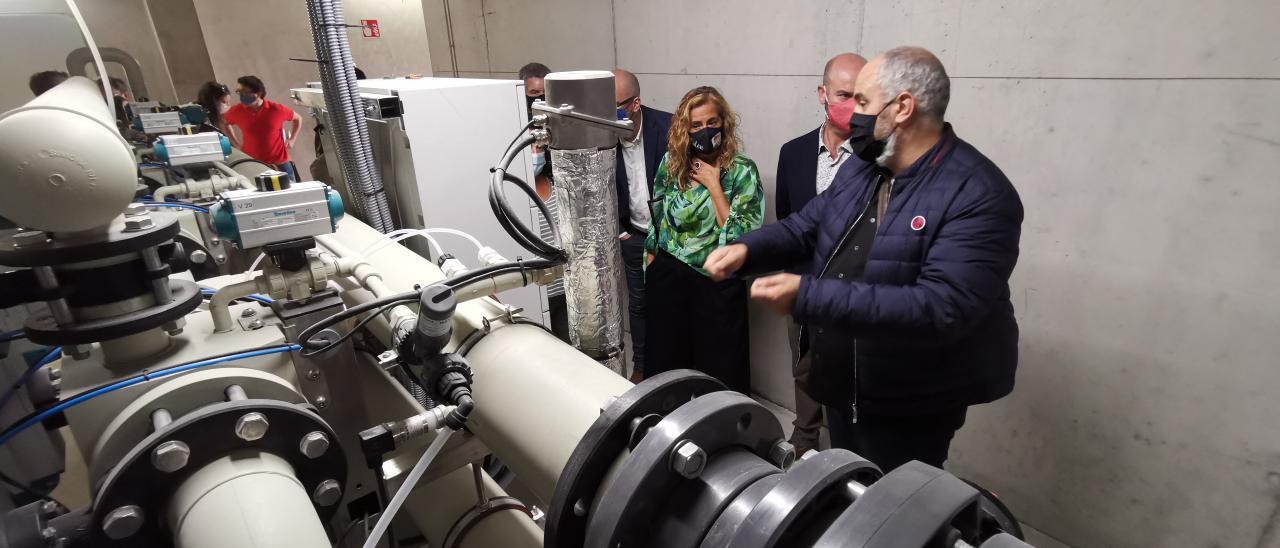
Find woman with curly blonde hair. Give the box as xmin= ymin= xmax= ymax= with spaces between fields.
xmin=643 ymin=86 xmax=764 ymax=392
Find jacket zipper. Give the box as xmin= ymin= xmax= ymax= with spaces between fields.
xmin=851 ymin=178 xmax=893 ymax=424
xmin=816 ymin=174 xmax=884 ymax=424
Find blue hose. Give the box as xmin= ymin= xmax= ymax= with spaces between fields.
xmin=136 ymin=201 xmax=210 ymax=214
xmin=0 ymin=344 xmax=299 ymax=447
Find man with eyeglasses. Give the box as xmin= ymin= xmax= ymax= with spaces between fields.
xmin=612 ymin=69 xmax=672 ymax=383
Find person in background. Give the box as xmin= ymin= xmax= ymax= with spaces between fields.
xmin=196 ymin=81 xmax=231 ymax=133
xmin=28 ymin=70 xmax=68 ymax=96
xmin=612 ymin=69 xmax=672 ymax=383
xmin=704 ymin=47 xmax=1023 ymax=472
xmin=645 ymin=86 xmax=764 ymax=393
xmin=774 ymin=52 xmax=867 ymax=455
xmin=518 ymin=61 xmax=570 ymax=342
xmin=519 ymin=62 xmax=550 ymax=108
xmin=222 ymin=75 xmax=303 ymax=182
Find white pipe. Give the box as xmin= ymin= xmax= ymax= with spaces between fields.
xmin=244 ymin=252 xmax=266 ymax=282
xmin=167 ymin=451 xmax=329 ymax=548
xmin=213 ymin=160 xmax=255 ymax=190
xmin=363 ymin=427 xmax=457 ymax=548
xmin=423 ymin=227 xmax=484 ymax=250
xmin=325 ymin=219 xmax=630 ymax=502
xmin=152 ymin=183 xmax=186 ymax=202
xmin=210 ymin=278 xmax=264 ymax=332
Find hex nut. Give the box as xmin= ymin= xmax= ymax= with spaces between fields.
xmin=769 ymin=439 xmax=796 ymax=469
xmin=313 ymin=479 xmax=342 ymax=506
xmin=125 ymin=203 xmax=148 ymax=216
xmin=299 ymin=431 xmax=330 ymax=459
xmin=669 ymin=440 xmax=707 ymax=479
xmin=235 ymin=412 xmax=270 ymax=441
xmin=102 ymin=505 xmax=145 ymax=539
xmin=124 ymin=216 xmax=155 ymax=232
xmin=151 ymin=440 xmax=191 ymax=473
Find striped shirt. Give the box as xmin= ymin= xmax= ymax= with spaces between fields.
xmin=537 ymin=192 xmax=565 ymax=297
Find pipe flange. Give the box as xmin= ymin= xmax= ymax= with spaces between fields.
xmin=649 ymin=449 xmax=781 ymax=547
xmin=90 ymin=398 xmax=346 ymax=546
xmin=721 ymin=449 xmax=883 ymax=548
xmin=583 ymin=391 xmax=783 ymax=548
xmin=545 ymin=369 xmax=726 ymax=548
xmin=0 ymin=213 xmax=181 ymax=267
xmin=22 ymin=280 xmax=202 ymax=345
xmin=814 ymin=461 xmax=980 ymax=548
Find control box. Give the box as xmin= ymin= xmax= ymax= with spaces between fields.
xmin=211 ymin=181 xmax=345 ymax=249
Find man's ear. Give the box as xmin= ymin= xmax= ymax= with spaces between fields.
xmin=894 ymin=93 xmax=916 ymax=124
xmin=816 ymin=85 xmax=827 ymax=106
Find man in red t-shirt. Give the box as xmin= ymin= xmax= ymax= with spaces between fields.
xmin=221 ymin=75 xmax=303 ymax=182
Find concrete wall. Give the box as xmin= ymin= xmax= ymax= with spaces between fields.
xmin=0 ymin=0 xmax=178 ymax=110
xmin=421 ymin=1 xmax=1280 ymax=546
xmin=77 ymin=0 xmax=180 ymax=104
xmin=146 ymin=0 xmax=216 ymax=102
xmin=192 ymin=0 xmax=435 ymax=178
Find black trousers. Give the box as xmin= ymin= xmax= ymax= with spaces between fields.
xmin=619 ymin=231 xmax=648 ymax=375
xmin=644 ymin=251 xmax=751 ymax=393
xmin=824 ymin=404 xmax=967 ymax=473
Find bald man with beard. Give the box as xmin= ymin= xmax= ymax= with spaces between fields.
xmin=612 ymin=69 xmax=673 ymax=383
xmin=773 ymin=52 xmax=867 ymax=455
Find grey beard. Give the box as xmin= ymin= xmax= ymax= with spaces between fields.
xmin=875 ymin=131 xmax=898 ymax=167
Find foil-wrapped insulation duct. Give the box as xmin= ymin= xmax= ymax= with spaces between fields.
xmin=550 ymin=149 xmax=625 ymax=374
xmin=544 ymin=71 xmax=627 ymax=375
xmin=305 ymin=0 xmax=395 ymax=233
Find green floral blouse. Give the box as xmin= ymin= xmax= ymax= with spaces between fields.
xmin=645 ymin=153 xmax=765 ymax=276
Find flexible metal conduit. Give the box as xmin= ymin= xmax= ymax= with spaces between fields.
xmin=304 ymin=0 xmax=395 ymax=233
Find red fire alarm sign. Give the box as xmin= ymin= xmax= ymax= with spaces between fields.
xmin=361 ymin=19 xmax=380 ymax=38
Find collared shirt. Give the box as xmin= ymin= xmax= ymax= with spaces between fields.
xmin=645 ymin=154 xmax=765 ymax=276
xmin=816 ymin=123 xmax=853 ymax=195
xmin=621 ymin=124 xmax=650 ymax=231
xmin=225 ymin=99 xmax=295 ymax=165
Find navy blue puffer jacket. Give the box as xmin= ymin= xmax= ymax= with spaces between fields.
xmin=738 ymin=125 xmax=1023 ymax=414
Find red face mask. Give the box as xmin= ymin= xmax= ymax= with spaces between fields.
xmin=825 ymin=98 xmax=857 ymax=134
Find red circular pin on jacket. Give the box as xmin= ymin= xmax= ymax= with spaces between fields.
xmin=910 ymin=215 xmax=927 ymax=231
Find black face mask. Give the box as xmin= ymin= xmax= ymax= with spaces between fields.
xmin=848 ymin=100 xmax=896 ymax=163
xmin=689 ymin=126 xmax=723 ymax=156
xmin=525 ymin=94 xmax=541 ymax=119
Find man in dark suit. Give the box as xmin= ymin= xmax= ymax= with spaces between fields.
xmin=773 ymin=52 xmax=867 ymax=455
xmin=613 ymin=69 xmax=673 ymax=383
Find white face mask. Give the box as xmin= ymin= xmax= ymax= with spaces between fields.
xmin=218 ymin=102 xmax=230 ymax=114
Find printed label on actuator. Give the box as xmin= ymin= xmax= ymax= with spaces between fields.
xmin=248 ymin=207 xmax=322 ymax=229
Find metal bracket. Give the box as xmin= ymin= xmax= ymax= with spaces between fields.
xmin=531 ymin=101 xmax=635 ymax=138
xmin=479 ymin=305 xmax=524 ymax=334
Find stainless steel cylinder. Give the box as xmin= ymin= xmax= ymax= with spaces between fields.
xmin=544 ymin=71 xmax=618 ymax=150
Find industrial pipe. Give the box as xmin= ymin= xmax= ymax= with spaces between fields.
xmin=323 ymin=218 xmax=632 ymax=503
xmin=0 ymin=77 xmax=136 ymax=232
xmin=166 ymin=451 xmax=329 ymax=548
xmin=544 ymin=71 xmax=628 ymax=375
xmin=212 ymin=161 xmax=256 ymax=189
xmin=209 ymin=277 xmax=266 ymax=333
